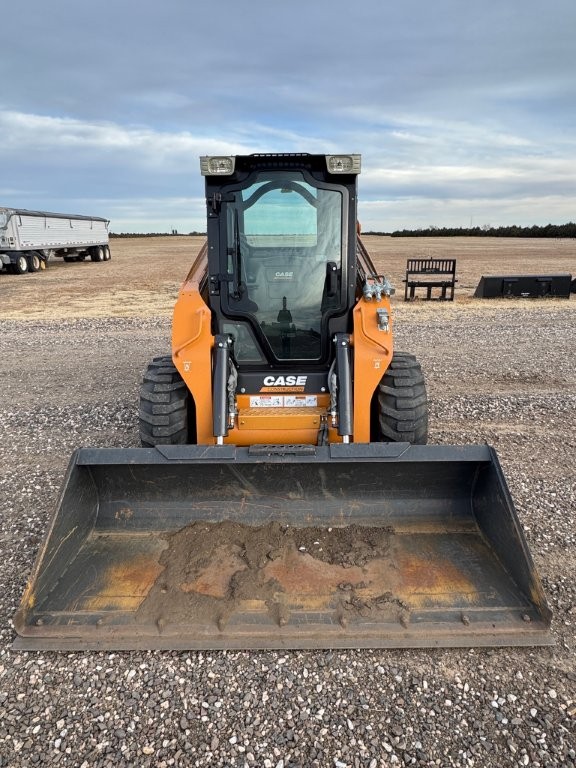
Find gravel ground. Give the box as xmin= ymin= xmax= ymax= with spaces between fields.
xmin=1 ymin=302 xmax=575 ymax=768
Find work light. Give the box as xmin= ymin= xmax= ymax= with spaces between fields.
xmin=200 ymin=156 xmax=236 ymax=176
xmin=325 ymin=155 xmax=361 ymax=174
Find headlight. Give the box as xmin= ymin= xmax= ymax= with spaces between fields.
xmin=200 ymin=156 xmax=236 ymax=176
xmin=326 ymin=154 xmax=361 ymax=174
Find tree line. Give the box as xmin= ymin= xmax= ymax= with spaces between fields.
xmin=110 ymin=232 xmax=206 ymax=238
xmin=381 ymin=223 xmax=576 ymax=238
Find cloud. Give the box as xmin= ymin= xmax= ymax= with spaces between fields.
xmin=0 ymin=109 xmax=342 ymax=229
xmin=100 ymin=197 xmax=205 ymax=233
xmin=2 ymin=106 xmax=575 ymax=231
xmin=360 ymin=194 xmax=576 ymax=231
xmin=1 ymin=0 xmax=575 ymax=231
xmin=0 ymin=109 xmax=337 ymax=173
xmin=0 ymin=110 xmax=245 ymax=164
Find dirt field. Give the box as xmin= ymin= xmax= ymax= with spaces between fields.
xmin=0 ymin=236 xmax=575 ymax=767
xmin=0 ymin=234 xmax=574 ymax=319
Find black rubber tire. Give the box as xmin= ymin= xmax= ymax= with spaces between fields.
xmin=103 ymin=245 xmax=111 ymax=261
xmin=91 ymin=246 xmax=105 ymax=262
xmin=139 ymin=356 xmax=195 ymax=446
xmin=63 ymin=255 xmax=77 ymax=263
xmin=27 ymin=252 xmax=41 ymax=272
xmin=374 ymin=351 xmax=428 ymax=444
xmin=12 ymin=254 xmax=29 ymax=274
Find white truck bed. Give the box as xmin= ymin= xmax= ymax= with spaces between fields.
xmin=0 ymin=208 xmax=109 ymax=251
xmin=0 ymin=208 xmax=111 ymax=274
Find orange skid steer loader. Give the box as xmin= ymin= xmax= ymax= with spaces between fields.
xmin=14 ymin=154 xmax=551 ymax=650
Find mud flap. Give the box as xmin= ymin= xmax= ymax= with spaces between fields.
xmin=13 ymin=444 xmax=552 ymax=650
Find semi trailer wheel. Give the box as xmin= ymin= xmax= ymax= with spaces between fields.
xmin=103 ymin=245 xmax=111 ymax=260
xmin=12 ymin=254 xmax=29 ymax=274
xmin=374 ymin=351 xmax=428 ymax=444
xmin=139 ymin=356 xmax=196 ymax=446
xmin=91 ymin=246 xmax=105 ymax=262
xmin=27 ymin=252 xmax=41 ymax=272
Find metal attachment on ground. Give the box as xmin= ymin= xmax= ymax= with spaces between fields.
xmin=474 ymin=273 xmax=572 ymax=299
xmin=403 ymin=259 xmax=457 ymax=301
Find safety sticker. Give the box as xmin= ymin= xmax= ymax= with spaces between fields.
xmin=250 ymin=396 xmax=283 ymax=408
xmin=284 ymin=395 xmax=317 ymax=407
xmin=249 ymin=395 xmax=318 ymax=408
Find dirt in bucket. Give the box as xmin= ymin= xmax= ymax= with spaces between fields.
xmin=137 ymin=520 xmax=407 ymax=630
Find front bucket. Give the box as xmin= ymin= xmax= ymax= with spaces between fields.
xmin=14 ymin=444 xmax=552 ymax=650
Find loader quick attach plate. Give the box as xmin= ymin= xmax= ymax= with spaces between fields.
xmin=14 ymin=445 xmax=552 ymax=650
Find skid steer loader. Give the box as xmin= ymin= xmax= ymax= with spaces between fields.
xmin=14 ymin=153 xmax=551 ymax=650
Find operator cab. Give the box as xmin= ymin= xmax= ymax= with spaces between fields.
xmin=202 ymin=154 xmax=361 ymax=369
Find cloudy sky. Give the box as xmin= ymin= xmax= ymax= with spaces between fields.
xmin=1 ymin=0 xmax=575 ymax=233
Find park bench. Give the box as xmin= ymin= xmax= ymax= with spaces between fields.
xmin=403 ymin=258 xmax=457 ymax=301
